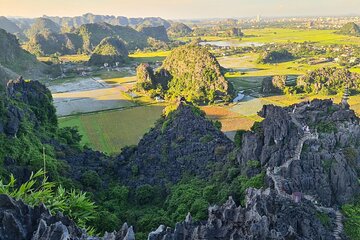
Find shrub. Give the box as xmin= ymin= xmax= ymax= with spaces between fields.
xmin=81 ymin=170 xmax=102 ymax=190
xmin=135 ymin=184 xmax=155 ymax=205
xmin=234 ymin=130 xmax=246 ymax=147
xmin=246 ymin=160 xmax=261 ymax=168
xmin=0 ymin=169 xmax=96 ymax=230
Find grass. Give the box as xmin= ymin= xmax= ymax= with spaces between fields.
xmin=59 ymin=105 xmax=165 ymax=154
xmin=219 ymin=53 xmax=358 ymax=92
xmin=177 ymin=28 xmax=360 ymax=46
xmin=38 ymin=54 xmax=90 ymax=63
xmin=242 ymin=28 xmax=360 ymax=45
xmin=129 ymin=50 xmax=171 ymax=63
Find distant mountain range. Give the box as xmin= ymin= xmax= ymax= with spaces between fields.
xmin=5 ymin=13 xmax=171 ymax=34
xmin=0 ymin=14 xmax=193 ymax=56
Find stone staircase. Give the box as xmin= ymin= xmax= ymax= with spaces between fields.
xmin=266 ymin=110 xmax=343 ymax=239
xmin=334 ymin=211 xmax=344 ymax=240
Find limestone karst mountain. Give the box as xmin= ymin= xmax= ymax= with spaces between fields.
xmin=88 ymin=37 xmax=129 ymax=66
xmin=0 ymin=29 xmax=57 ymax=82
xmin=136 ymin=44 xmax=234 ymax=102
xmin=337 ymin=22 xmax=360 ymax=36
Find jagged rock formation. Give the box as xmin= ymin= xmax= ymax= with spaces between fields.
xmin=148 ymin=189 xmax=342 ymax=240
xmin=115 ymin=103 xmax=234 ymax=186
xmin=238 ymin=99 xmax=360 ymax=206
xmin=167 ymin=22 xmax=192 ymax=37
xmin=138 ymin=25 xmax=169 ymax=42
xmin=88 ymin=37 xmax=129 ymax=66
xmin=0 ymin=194 xmax=135 ymax=240
xmin=337 ymin=22 xmax=360 ymax=37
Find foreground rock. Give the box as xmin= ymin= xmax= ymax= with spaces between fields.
xmin=148 ymin=188 xmax=343 ymax=240
xmin=238 ymin=99 xmax=360 ymax=206
xmin=116 ymin=103 xmax=234 ymax=186
xmin=0 ymin=194 xmax=134 ymax=240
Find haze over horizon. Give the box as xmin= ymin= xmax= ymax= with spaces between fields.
xmin=1 ymin=0 xmax=359 ymax=19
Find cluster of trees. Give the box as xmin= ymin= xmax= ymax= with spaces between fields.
xmin=296 ymin=67 xmax=360 ymax=95
xmin=257 ymin=49 xmax=294 ymax=64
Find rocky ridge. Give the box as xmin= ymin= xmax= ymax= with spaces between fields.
xmin=115 ymin=103 xmax=234 ymax=186
xmin=0 ymin=194 xmax=135 ymax=240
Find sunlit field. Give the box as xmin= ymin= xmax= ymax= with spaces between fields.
xmin=59 ymin=104 xmax=165 ymax=154
xmin=178 ymin=28 xmax=360 ymax=45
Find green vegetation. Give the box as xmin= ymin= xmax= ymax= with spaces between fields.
xmin=316 ymin=212 xmax=331 ymax=227
xmin=59 ymin=105 xmax=165 ymax=154
xmin=0 ymin=28 xmax=56 ymax=79
xmin=257 ymin=49 xmax=294 ymax=64
xmin=234 ymin=130 xmax=246 ymax=147
xmin=76 ymin=22 xmax=149 ymax=53
xmin=88 ymin=37 xmax=129 ymax=66
xmin=167 ymin=23 xmax=192 ymax=38
xmin=342 ymin=199 xmax=360 ymax=240
xmin=297 ymin=67 xmax=360 ymax=94
xmin=0 ymin=169 xmax=96 ymax=231
xmin=137 ymin=44 xmax=234 ymax=103
xmin=138 ymin=25 xmax=169 ymax=42
xmin=25 ymin=17 xmax=61 ymax=38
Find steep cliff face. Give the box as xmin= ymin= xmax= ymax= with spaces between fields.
xmin=238 ymin=99 xmax=360 ymax=206
xmin=115 ymin=103 xmax=234 ymax=186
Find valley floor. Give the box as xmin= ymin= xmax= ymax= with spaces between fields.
xmin=47 ymin=28 xmax=360 ymax=154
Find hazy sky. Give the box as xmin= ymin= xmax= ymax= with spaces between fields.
xmin=1 ymin=0 xmax=359 ymax=19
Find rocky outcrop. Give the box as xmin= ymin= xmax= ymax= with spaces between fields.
xmin=6 ymin=77 xmax=57 ymax=127
xmin=115 ymin=103 xmax=234 ymax=186
xmin=238 ymin=99 xmax=360 ymax=206
xmin=0 ymin=194 xmax=135 ymax=240
xmin=148 ymin=188 xmax=343 ymax=240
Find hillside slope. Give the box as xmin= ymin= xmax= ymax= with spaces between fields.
xmin=337 ymin=22 xmax=360 ymax=36
xmin=88 ymin=37 xmax=129 ymax=66
xmin=0 ymin=16 xmax=21 ymax=34
xmin=0 ymin=29 xmax=55 ymax=81
xmin=116 ymin=103 xmax=234 ymax=186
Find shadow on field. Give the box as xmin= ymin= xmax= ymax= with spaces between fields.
xmin=53 ymin=96 xmax=137 ymax=117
